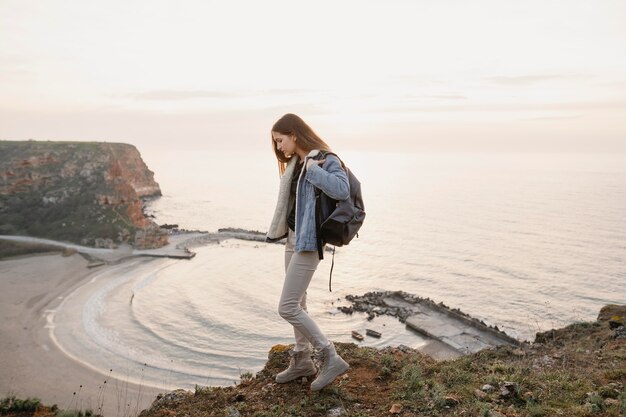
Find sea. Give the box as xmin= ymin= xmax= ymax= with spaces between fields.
xmin=50 ymin=150 xmax=626 ymax=392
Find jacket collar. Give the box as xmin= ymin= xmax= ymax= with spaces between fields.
xmin=289 ymin=149 xmax=320 ymax=165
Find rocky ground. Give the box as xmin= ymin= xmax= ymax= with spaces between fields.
xmin=4 ymin=305 xmax=623 ymax=417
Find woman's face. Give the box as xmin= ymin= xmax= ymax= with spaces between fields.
xmin=272 ymin=131 xmax=298 ymax=157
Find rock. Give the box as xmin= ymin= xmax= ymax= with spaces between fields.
xmin=268 ymin=344 xmax=291 ymax=360
xmin=500 ymin=386 xmax=512 ymax=399
xmin=389 ymin=403 xmax=403 ymax=414
xmin=598 ymin=305 xmax=626 ymax=322
xmin=481 ymin=384 xmax=495 ymax=392
xmin=327 ymin=406 xmax=346 ymax=416
xmin=397 ymin=345 xmax=413 ymax=353
xmin=153 ymin=389 xmax=191 ymax=407
xmin=502 ymin=381 xmax=518 ymax=391
xmin=499 ymin=381 xmax=519 ymax=398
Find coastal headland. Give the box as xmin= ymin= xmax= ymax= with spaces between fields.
xmin=0 ymin=141 xmax=166 ymax=254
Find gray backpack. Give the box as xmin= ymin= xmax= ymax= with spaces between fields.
xmin=314 ymin=152 xmax=366 ymax=290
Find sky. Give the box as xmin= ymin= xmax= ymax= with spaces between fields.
xmin=1 ymin=0 xmax=625 ymax=153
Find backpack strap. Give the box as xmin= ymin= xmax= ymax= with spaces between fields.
xmin=315 ymin=197 xmax=336 ymax=291
xmin=313 ymin=150 xmax=329 ymax=261
xmin=313 ymin=150 xmax=340 ymax=291
xmin=315 ymin=190 xmax=325 ymax=261
xmin=329 ymin=246 xmax=335 ymax=292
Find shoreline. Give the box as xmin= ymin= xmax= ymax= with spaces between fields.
xmin=0 ymin=251 xmax=168 ymax=417
xmin=0 ymin=230 xmax=284 ymax=416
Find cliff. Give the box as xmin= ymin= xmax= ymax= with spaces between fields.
xmin=0 ymin=140 xmax=167 ymax=249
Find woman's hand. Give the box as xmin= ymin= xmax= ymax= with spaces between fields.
xmin=306 ymin=158 xmax=325 ymax=170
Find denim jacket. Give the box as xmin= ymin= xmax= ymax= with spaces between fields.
xmin=266 ymin=149 xmax=350 ymax=252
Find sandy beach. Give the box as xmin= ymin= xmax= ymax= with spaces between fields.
xmin=0 ymin=252 xmax=166 ymax=417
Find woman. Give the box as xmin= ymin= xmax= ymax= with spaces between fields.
xmin=266 ymin=113 xmax=350 ymax=391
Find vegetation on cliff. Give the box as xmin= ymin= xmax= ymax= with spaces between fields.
xmin=0 ymin=140 xmax=165 ymax=254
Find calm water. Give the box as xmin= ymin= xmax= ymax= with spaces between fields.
xmin=52 ymin=150 xmax=626 ymax=390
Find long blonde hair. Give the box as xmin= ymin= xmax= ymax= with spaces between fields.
xmin=271 ymin=113 xmax=332 ymax=175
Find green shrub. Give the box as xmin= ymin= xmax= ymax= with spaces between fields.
xmin=399 ymin=363 xmax=424 ymax=400
xmin=239 ymin=371 xmax=254 ymax=384
xmin=0 ymin=396 xmax=41 ymax=413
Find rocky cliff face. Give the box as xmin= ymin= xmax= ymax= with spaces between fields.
xmin=0 ymin=140 xmax=167 ymax=248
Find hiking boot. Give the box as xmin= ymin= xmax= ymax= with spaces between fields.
xmin=275 ymin=348 xmax=317 ymax=383
xmin=310 ymin=342 xmax=349 ymax=391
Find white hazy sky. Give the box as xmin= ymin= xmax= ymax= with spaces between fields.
xmin=1 ymin=0 xmax=625 ymax=152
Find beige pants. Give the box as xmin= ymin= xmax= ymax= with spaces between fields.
xmin=279 ymin=229 xmax=329 ymax=351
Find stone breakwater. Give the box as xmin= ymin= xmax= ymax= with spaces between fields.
xmin=170 ymin=227 xmax=335 ymax=253
xmin=338 ymin=290 xmax=484 ymax=324
xmin=338 ymin=290 xmax=521 ymax=358
xmin=162 ymin=228 xmax=267 ymax=249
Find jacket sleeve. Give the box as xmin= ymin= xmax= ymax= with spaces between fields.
xmin=304 ymin=154 xmax=350 ymax=200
